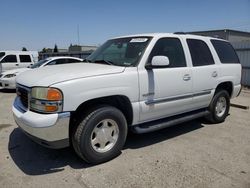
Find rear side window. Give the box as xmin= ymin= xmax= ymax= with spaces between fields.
xmin=66 ymin=58 xmax=82 ymax=63
xmin=47 ymin=59 xmax=66 ymax=65
xmin=187 ymin=39 xmax=215 ymax=66
xmin=19 ymin=55 xmax=32 ymax=62
xmin=211 ymin=40 xmax=239 ymax=64
xmin=1 ymin=55 xmax=17 ymax=63
xmin=149 ymin=38 xmax=186 ymax=67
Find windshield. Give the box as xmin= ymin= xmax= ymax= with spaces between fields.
xmin=0 ymin=52 xmax=5 ymax=59
xmin=86 ymin=37 xmax=152 ymax=67
xmin=31 ymin=59 xmax=49 ymax=68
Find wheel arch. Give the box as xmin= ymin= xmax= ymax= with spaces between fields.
xmin=215 ymin=81 xmax=233 ymax=98
xmin=69 ymin=95 xmax=133 ymax=137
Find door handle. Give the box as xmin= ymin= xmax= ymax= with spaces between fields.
xmin=15 ymin=64 xmax=19 ymax=66
xmin=183 ymin=74 xmax=191 ymax=81
xmin=212 ymin=71 xmax=218 ymax=77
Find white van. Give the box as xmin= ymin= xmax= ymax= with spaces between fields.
xmin=0 ymin=51 xmax=38 ymax=73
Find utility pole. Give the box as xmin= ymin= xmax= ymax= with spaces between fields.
xmin=77 ymin=24 xmax=80 ymax=45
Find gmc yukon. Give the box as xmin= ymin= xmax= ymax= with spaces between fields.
xmin=12 ymin=33 xmax=241 ymax=164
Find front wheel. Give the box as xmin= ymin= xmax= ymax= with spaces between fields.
xmin=72 ymin=106 xmax=127 ymax=164
xmin=206 ymin=90 xmax=230 ymax=123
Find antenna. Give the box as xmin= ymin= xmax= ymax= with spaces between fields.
xmin=77 ymin=24 xmax=80 ymax=45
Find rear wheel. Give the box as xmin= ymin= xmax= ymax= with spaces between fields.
xmin=206 ymin=90 xmax=230 ymax=123
xmin=72 ymin=106 xmax=127 ymax=164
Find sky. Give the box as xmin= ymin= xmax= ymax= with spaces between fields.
xmin=0 ymin=0 xmax=249 ymax=51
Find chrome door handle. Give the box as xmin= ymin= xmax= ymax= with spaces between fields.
xmin=212 ymin=71 xmax=218 ymax=77
xmin=183 ymin=74 xmax=191 ymax=81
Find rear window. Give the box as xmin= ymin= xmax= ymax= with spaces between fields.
xmin=211 ymin=40 xmax=239 ymax=64
xmin=19 ymin=55 xmax=32 ymax=62
xmin=187 ymin=39 xmax=215 ymax=66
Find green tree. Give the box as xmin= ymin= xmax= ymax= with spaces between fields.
xmin=53 ymin=44 xmax=58 ymax=53
xmin=42 ymin=48 xmax=47 ymax=53
xmin=22 ymin=47 xmax=27 ymax=51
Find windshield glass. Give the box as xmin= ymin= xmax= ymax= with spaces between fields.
xmin=0 ymin=52 xmax=5 ymax=59
xmin=31 ymin=59 xmax=49 ymax=68
xmin=86 ymin=37 xmax=152 ymax=66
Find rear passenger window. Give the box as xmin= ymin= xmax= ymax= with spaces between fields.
xmin=211 ymin=40 xmax=239 ymax=64
xmin=19 ymin=55 xmax=31 ymax=62
xmin=1 ymin=55 xmax=17 ymax=63
xmin=48 ymin=59 xmax=66 ymax=65
xmin=55 ymin=59 xmax=67 ymax=65
xmin=187 ymin=39 xmax=215 ymax=66
xmin=149 ymin=38 xmax=186 ymax=67
xmin=66 ymin=59 xmax=82 ymax=63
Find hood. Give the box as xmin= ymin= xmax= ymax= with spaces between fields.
xmin=2 ymin=68 xmax=30 ymax=75
xmin=16 ymin=63 xmax=125 ymax=87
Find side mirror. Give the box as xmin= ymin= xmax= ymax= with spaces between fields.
xmin=145 ymin=56 xmax=170 ymax=69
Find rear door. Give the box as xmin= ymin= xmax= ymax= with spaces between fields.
xmin=0 ymin=55 xmax=18 ymax=71
xmin=19 ymin=54 xmax=33 ymax=68
xmin=187 ymin=39 xmax=219 ymax=110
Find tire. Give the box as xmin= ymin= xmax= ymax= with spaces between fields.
xmin=72 ymin=106 xmax=127 ymax=164
xmin=205 ymin=90 xmax=230 ymax=123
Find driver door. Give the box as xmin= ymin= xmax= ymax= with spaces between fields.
xmin=139 ymin=37 xmax=193 ymax=122
xmin=0 ymin=55 xmax=18 ymax=71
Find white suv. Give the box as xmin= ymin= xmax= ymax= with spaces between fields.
xmin=12 ymin=33 xmax=241 ymax=164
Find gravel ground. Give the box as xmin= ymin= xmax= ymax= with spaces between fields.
xmin=0 ymin=89 xmax=250 ymax=188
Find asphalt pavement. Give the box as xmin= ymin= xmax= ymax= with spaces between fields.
xmin=0 ymin=89 xmax=250 ymax=188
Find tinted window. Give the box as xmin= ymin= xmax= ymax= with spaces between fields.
xmin=54 ymin=59 xmax=66 ymax=65
xmin=187 ymin=39 xmax=214 ymax=66
xmin=0 ymin=52 xmax=5 ymax=59
xmin=211 ymin=40 xmax=239 ymax=64
xmin=20 ymin=55 xmax=31 ymax=62
xmin=66 ymin=58 xmax=82 ymax=63
xmin=149 ymin=38 xmax=186 ymax=67
xmin=1 ymin=55 xmax=17 ymax=63
xmin=47 ymin=59 xmax=63 ymax=65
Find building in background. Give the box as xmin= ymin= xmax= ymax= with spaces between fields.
xmin=189 ymin=29 xmax=250 ymax=86
xmin=189 ymin=29 xmax=250 ymax=43
xmin=39 ymin=45 xmax=98 ymax=60
xmin=68 ymin=45 xmax=97 ymax=52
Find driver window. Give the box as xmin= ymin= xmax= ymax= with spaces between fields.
xmin=149 ymin=38 xmax=186 ymax=68
xmin=1 ymin=55 xmax=17 ymax=63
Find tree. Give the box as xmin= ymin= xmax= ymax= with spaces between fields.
xmin=42 ymin=48 xmax=47 ymax=53
xmin=22 ymin=47 xmax=27 ymax=51
xmin=53 ymin=44 xmax=58 ymax=53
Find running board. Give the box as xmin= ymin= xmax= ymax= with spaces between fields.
xmin=132 ymin=109 xmax=210 ymax=134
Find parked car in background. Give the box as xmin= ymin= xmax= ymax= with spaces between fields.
xmin=0 ymin=51 xmax=39 ymax=73
xmin=0 ymin=56 xmax=83 ymax=89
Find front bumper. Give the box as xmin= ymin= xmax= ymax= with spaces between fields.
xmin=12 ymin=97 xmax=70 ymax=149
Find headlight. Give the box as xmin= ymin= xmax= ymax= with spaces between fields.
xmin=30 ymin=87 xmax=63 ymax=113
xmin=4 ymin=74 xmax=16 ymax=78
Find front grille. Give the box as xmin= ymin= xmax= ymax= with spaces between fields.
xmin=17 ymin=86 xmax=29 ymax=109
